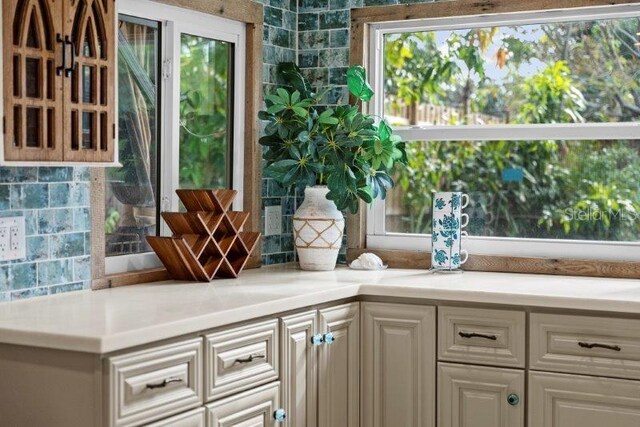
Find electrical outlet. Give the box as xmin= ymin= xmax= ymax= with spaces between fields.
xmin=264 ymin=205 xmax=282 ymax=236
xmin=0 ymin=227 xmax=8 ymax=256
xmin=0 ymin=217 xmax=25 ymax=261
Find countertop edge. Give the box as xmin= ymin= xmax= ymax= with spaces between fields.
xmin=1 ymin=279 xmax=639 ymax=354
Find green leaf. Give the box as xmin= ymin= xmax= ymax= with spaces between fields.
xmin=276 ymin=88 xmax=290 ymax=104
xmin=291 ymin=106 xmax=308 ymax=117
xmin=347 ymin=66 xmax=374 ymax=102
xmin=378 ymin=121 xmax=392 ymax=142
xmin=267 ymin=104 xmax=287 ymax=115
xmin=258 ymin=111 xmax=272 ymax=121
xmin=357 ymin=186 xmax=373 ymax=204
xmin=277 ymin=62 xmax=314 ymax=98
xmin=265 ymin=94 xmax=286 ymax=105
xmin=272 ymin=159 xmax=299 ymax=169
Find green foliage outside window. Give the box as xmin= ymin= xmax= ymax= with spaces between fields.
xmin=385 ymin=18 xmax=640 ymax=241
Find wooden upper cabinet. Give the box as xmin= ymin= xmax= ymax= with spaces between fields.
xmin=2 ymin=0 xmax=116 ymax=164
xmin=63 ymin=0 xmax=115 ymax=162
xmin=3 ymin=0 xmax=64 ymax=161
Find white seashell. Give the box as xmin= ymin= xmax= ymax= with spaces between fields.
xmin=349 ymin=253 xmax=387 ymax=270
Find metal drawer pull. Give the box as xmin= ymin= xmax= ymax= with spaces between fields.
xmin=459 ymin=332 xmax=497 ymax=341
xmin=578 ymin=342 xmax=621 ymax=351
xmin=145 ymin=377 xmax=183 ymax=390
xmin=234 ymin=353 xmax=266 ymax=364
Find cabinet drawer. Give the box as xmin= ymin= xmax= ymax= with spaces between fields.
xmin=438 ymin=306 xmax=525 ymax=368
xmin=205 ymin=319 xmax=278 ymax=401
xmin=108 ymin=338 xmax=204 ymax=427
xmin=530 ymin=313 xmax=640 ymax=379
xmin=529 ymin=371 xmax=640 ymax=427
xmin=145 ymin=407 xmax=206 ymax=427
xmin=206 ymin=381 xmax=281 ymax=426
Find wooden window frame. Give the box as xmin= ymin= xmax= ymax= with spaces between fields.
xmin=91 ymin=0 xmax=263 ymax=289
xmin=348 ymin=0 xmax=640 ymax=279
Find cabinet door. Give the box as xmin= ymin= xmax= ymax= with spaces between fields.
xmin=63 ymin=0 xmax=115 ymax=162
xmin=3 ymin=0 xmax=64 ymax=161
xmin=438 ymin=363 xmax=524 ymax=427
xmin=529 ymin=371 xmax=640 ymax=427
xmin=281 ymin=310 xmax=317 ymax=427
xmin=362 ymin=302 xmax=436 ymax=427
xmin=318 ymin=303 xmax=360 ymax=427
xmin=206 ymin=381 xmax=281 ymax=427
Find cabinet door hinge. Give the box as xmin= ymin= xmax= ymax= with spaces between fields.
xmin=2 ymin=117 xmax=5 ymax=135
xmin=113 ymin=123 xmax=116 ymax=139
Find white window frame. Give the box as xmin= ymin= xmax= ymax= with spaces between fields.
xmin=366 ymin=3 xmax=640 ymax=262
xmin=107 ymin=0 xmax=246 ymax=274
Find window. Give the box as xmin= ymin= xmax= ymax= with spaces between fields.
xmin=105 ymin=0 xmax=245 ymax=274
xmin=367 ymin=4 xmax=640 ymax=261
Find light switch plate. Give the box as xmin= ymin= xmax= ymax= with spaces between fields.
xmin=0 ymin=216 xmax=26 ymax=261
xmin=264 ymin=205 xmax=282 ymax=236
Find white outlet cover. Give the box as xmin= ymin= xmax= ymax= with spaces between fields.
xmin=0 ymin=216 xmax=26 ymax=261
xmin=264 ymin=205 xmax=283 ymax=236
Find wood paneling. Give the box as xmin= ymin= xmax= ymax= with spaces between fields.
xmin=350 ymin=0 xmax=640 ymax=24
xmin=3 ymin=0 xmax=64 ymax=161
xmin=63 ymin=0 xmax=116 ymax=162
xmin=347 ymin=248 xmax=640 ymax=279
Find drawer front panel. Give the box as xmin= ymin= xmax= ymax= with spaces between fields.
xmin=529 ymin=371 xmax=640 ymax=427
xmin=206 ymin=381 xmax=280 ymax=427
xmin=439 ymin=307 xmax=525 ymax=368
xmin=108 ymin=338 xmax=204 ymax=427
xmin=205 ymin=319 xmax=279 ymax=401
xmin=145 ymin=408 xmax=206 ymax=427
xmin=530 ymin=313 xmax=640 ymax=379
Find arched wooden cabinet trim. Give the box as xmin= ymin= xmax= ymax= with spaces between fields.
xmin=2 ymin=0 xmax=116 ymax=164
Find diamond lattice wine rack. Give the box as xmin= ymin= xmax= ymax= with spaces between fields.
xmin=147 ymin=190 xmax=260 ymax=281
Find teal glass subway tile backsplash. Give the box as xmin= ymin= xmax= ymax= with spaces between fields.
xmin=0 ymin=167 xmax=92 ymax=301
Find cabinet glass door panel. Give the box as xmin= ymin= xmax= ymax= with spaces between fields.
xmin=3 ymin=0 xmax=63 ymax=160
xmin=64 ymin=0 xmax=115 ymax=162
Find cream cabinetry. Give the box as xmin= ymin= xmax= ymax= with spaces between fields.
xmin=529 ymin=371 xmax=640 ymax=426
xmin=4 ymin=292 xmax=640 ymax=427
xmin=438 ymin=306 xmax=525 ymax=368
xmin=280 ymin=302 xmax=360 ymax=427
xmin=530 ymin=313 xmax=640 ymax=380
xmin=438 ymin=363 xmax=524 ymax=427
xmin=317 ymin=304 xmax=360 ymax=427
xmin=206 ymin=382 xmax=281 ymax=427
xmin=437 ymin=307 xmax=526 ymax=427
xmin=362 ymin=302 xmax=436 ymax=427
xmin=106 ymin=338 xmax=204 ymax=427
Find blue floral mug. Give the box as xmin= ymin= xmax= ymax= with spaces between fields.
xmin=432 ymin=192 xmax=469 ymax=214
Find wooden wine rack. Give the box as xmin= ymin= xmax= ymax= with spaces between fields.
xmin=147 ymin=189 xmax=260 ymax=281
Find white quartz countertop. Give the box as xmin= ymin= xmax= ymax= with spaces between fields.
xmin=0 ymin=264 xmax=639 ymax=354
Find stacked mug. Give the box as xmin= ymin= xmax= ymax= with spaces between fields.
xmin=431 ymin=191 xmax=469 ymax=273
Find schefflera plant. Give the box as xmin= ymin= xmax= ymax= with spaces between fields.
xmin=259 ymin=63 xmax=407 ymax=214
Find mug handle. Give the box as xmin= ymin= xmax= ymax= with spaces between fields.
xmin=460 ymin=213 xmax=469 ymax=228
xmin=461 ymin=194 xmax=470 ymax=210
xmin=460 ymin=249 xmax=469 ymax=265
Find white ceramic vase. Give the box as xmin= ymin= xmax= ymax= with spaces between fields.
xmin=293 ymin=186 xmax=345 ymax=271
